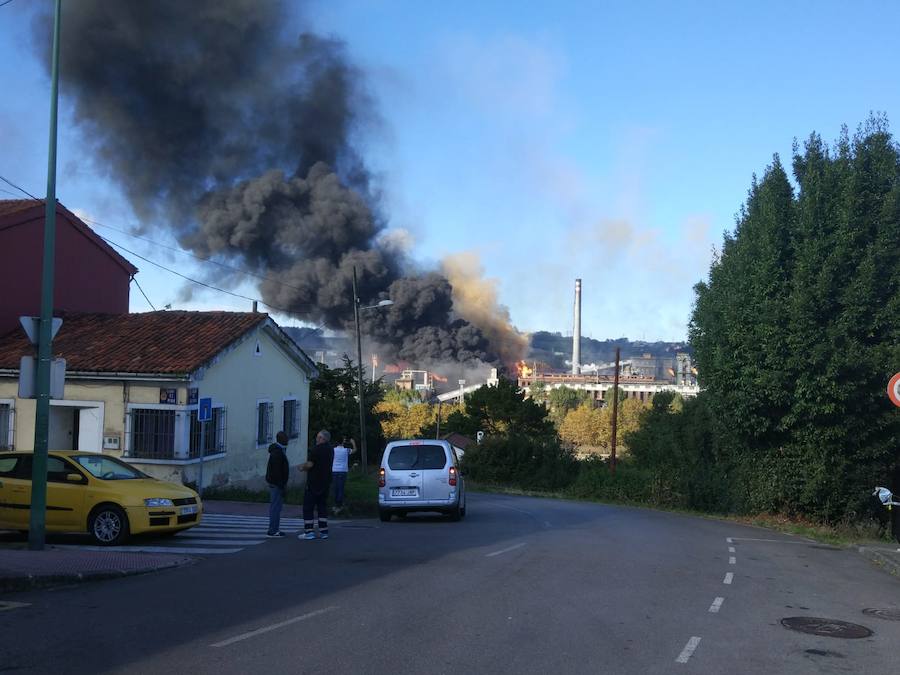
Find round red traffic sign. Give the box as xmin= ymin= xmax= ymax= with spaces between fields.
xmin=889 ymin=373 xmax=900 ymax=408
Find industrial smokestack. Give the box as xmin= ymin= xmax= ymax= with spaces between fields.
xmin=572 ymin=278 xmax=582 ymax=375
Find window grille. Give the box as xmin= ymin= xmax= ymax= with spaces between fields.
xmin=189 ymin=407 xmax=227 ymax=458
xmin=283 ymin=399 xmax=300 ymax=439
xmin=257 ymin=401 xmax=274 ymax=445
xmin=0 ymin=404 xmax=12 ymax=450
xmin=128 ymin=408 xmax=176 ymax=459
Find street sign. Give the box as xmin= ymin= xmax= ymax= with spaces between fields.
xmin=889 ymin=373 xmax=900 ymax=408
xmin=18 ymin=356 xmax=65 ymax=399
xmin=19 ymin=316 xmax=62 ymax=345
xmin=198 ymin=397 xmax=213 ymax=422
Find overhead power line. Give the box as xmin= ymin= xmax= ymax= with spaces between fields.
xmin=0 ymin=175 xmax=40 ymax=200
xmin=101 ymin=235 xmax=307 ymax=317
xmin=131 ymin=275 xmax=157 ymax=311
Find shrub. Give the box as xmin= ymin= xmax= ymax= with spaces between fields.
xmin=462 ymin=433 xmax=578 ymax=491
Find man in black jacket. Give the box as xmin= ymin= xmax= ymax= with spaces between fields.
xmin=266 ymin=430 xmax=290 ymax=537
xmin=299 ymin=429 xmax=334 ymax=540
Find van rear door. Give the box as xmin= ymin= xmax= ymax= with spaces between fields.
xmin=384 ymin=444 xmax=424 ymax=503
xmin=420 ymin=444 xmax=451 ymax=501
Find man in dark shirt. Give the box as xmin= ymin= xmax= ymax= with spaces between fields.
xmin=299 ymin=429 xmax=334 ymax=540
xmin=265 ymin=431 xmax=290 ymax=537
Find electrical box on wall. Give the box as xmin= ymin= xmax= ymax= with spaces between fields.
xmin=103 ymin=435 xmax=120 ymax=450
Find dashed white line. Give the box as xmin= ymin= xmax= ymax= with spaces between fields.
xmin=676 ymin=636 xmax=702 ymax=663
xmin=726 ymin=537 xmax=733 ymax=544
xmin=723 ymin=572 xmax=734 ymax=584
xmin=486 ymin=542 xmax=526 ymax=558
xmin=728 ymin=546 xmax=735 ymax=553
xmin=0 ymin=601 xmax=30 ymax=611
xmin=210 ymin=607 xmax=339 ymax=647
xmin=708 ymin=597 xmax=724 ymax=613
xmin=729 ymin=556 xmax=736 ymax=565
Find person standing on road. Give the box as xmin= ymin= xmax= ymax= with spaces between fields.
xmin=265 ymin=431 xmax=290 ymax=538
xmin=299 ymin=430 xmax=334 ymax=540
xmin=331 ymin=436 xmax=357 ymax=513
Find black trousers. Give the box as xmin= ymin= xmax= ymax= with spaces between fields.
xmin=303 ymin=485 xmax=329 ymax=531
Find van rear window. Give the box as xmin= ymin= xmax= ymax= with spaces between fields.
xmin=387 ymin=444 xmax=447 ymax=470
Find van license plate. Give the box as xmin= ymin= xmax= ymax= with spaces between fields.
xmin=391 ymin=488 xmax=417 ymax=497
xmin=180 ymin=505 xmax=198 ymax=515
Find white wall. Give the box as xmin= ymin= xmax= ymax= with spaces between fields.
xmin=173 ymin=325 xmax=312 ymax=488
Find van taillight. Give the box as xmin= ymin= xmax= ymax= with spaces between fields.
xmin=449 ymin=466 xmax=457 ymax=487
xmin=378 ymin=468 xmax=386 ymax=487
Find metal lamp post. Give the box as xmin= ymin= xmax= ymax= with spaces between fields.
xmin=352 ymin=266 xmax=393 ymax=474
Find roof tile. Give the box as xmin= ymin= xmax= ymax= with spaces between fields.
xmin=0 ymin=311 xmax=268 ymax=375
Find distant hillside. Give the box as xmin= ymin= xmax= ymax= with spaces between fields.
xmin=527 ymin=331 xmax=690 ymax=370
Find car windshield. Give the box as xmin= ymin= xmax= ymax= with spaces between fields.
xmin=74 ymin=455 xmax=145 ymax=480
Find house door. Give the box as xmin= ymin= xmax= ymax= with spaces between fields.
xmin=49 ymin=407 xmax=77 ymax=450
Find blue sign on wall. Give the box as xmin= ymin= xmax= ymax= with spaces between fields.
xmin=198 ymin=397 xmax=213 ymax=423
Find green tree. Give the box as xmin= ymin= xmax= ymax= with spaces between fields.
xmin=443 ymin=377 xmax=555 ymax=441
xmin=548 ymin=386 xmax=591 ymax=425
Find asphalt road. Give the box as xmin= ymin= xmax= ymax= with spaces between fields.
xmin=2 ymin=493 xmax=900 ymax=674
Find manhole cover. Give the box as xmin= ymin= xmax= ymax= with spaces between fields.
xmin=781 ymin=617 xmax=873 ymax=639
xmin=863 ymin=608 xmax=900 ymax=622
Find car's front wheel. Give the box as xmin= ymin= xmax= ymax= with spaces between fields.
xmin=89 ymin=504 xmax=129 ymax=546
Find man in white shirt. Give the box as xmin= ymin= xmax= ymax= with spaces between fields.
xmin=331 ymin=436 xmax=356 ymax=513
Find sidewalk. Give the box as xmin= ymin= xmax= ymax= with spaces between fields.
xmin=858 ymin=545 xmax=900 ymax=578
xmin=0 ymin=547 xmax=193 ymax=593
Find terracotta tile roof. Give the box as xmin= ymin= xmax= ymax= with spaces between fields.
xmin=0 ymin=311 xmax=268 ymax=375
xmin=0 ymin=199 xmax=42 ymax=217
xmin=442 ymin=432 xmax=475 ymax=450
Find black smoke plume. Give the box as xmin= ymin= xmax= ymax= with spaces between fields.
xmin=33 ymin=0 xmax=522 ymax=368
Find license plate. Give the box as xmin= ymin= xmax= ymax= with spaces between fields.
xmin=391 ymin=488 xmax=417 ymax=497
xmin=180 ymin=505 xmax=198 ymax=515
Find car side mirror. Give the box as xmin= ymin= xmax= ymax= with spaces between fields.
xmin=66 ymin=473 xmax=83 ymax=483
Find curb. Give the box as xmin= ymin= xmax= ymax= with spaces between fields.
xmin=859 ymin=546 xmax=900 ymax=578
xmin=0 ymin=557 xmax=195 ymax=594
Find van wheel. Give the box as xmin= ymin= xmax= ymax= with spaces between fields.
xmin=379 ymin=509 xmax=392 ymax=522
xmin=89 ymin=504 xmax=129 ymax=546
xmin=448 ymin=504 xmax=461 ymax=522
xmin=460 ymin=504 xmax=467 ymax=519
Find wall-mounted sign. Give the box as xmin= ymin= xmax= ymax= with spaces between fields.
xmin=159 ymin=388 xmax=177 ymax=405
xmin=198 ymin=397 xmax=213 ymax=423
xmin=188 ymin=388 xmax=199 ymax=405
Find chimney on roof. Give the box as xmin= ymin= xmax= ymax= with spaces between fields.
xmin=252 ymin=300 xmax=258 ymax=313
xmin=572 ymin=278 xmax=581 ymax=375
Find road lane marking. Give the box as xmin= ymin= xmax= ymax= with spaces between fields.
xmin=708 ymin=597 xmax=724 ymax=613
xmin=675 ymin=637 xmax=701 ymax=663
xmin=726 ymin=537 xmax=733 ymax=543
xmin=728 ymin=546 xmax=735 ymax=553
xmin=210 ymin=607 xmax=338 ymax=647
xmin=177 ymin=531 xmax=268 ymax=539
xmin=729 ymin=537 xmax=811 ymax=544
xmin=166 ymin=539 xmax=264 ymax=546
xmin=729 ymin=556 xmax=736 ymax=564
xmin=0 ymin=601 xmax=30 ymax=611
xmin=723 ymin=572 xmax=734 ymax=584
xmin=486 ymin=543 xmax=526 ymax=557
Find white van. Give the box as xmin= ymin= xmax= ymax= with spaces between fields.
xmin=378 ymin=439 xmax=466 ymax=522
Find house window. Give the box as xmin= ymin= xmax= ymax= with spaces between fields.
xmin=189 ymin=407 xmax=227 ymax=458
xmin=283 ymin=399 xmax=299 ymax=439
xmin=128 ymin=408 xmax=176 ymax=459
xmin=257 ymin=400 xmax=274 ymax=446
xmin=0 ymin=403 xmax=12 ymax=450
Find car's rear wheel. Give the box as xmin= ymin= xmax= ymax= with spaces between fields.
xmin=378 ymin=509 xmax=392 ymax=522
xmin=89 ymin=504 xmax=129 ymax=546
xmin=460 ymin=502 xmax=467 ymax=519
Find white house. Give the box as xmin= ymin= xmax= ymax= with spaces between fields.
xmin=0 ymin=310 xmax=318 ymax=488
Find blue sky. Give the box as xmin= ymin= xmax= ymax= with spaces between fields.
xmin=2 ymin=1 xmax=899 ymax=342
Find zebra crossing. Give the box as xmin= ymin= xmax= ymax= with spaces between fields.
xmin=63 ymin=512 xmax=310 ymax=556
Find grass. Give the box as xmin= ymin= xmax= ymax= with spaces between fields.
xmin=203 ymin=470 xmax=380 ymax=518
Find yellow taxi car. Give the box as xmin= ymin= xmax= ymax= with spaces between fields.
xmin=0 ymin=451 xmax=202 ymax=545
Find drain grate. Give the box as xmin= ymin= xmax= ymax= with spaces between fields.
xmin=862 ymin=608 xmax=900 ymax=622
xmin=781 ymin=617 xmax=873 ymax=639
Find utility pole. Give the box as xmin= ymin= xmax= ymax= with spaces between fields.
xmin=29 ymin=0 xmax=62 ymax=551
xmin=609 ymin=347 xmax=620 ymax=476
xmin=352 ymin=267 xmax=368 ymax=474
